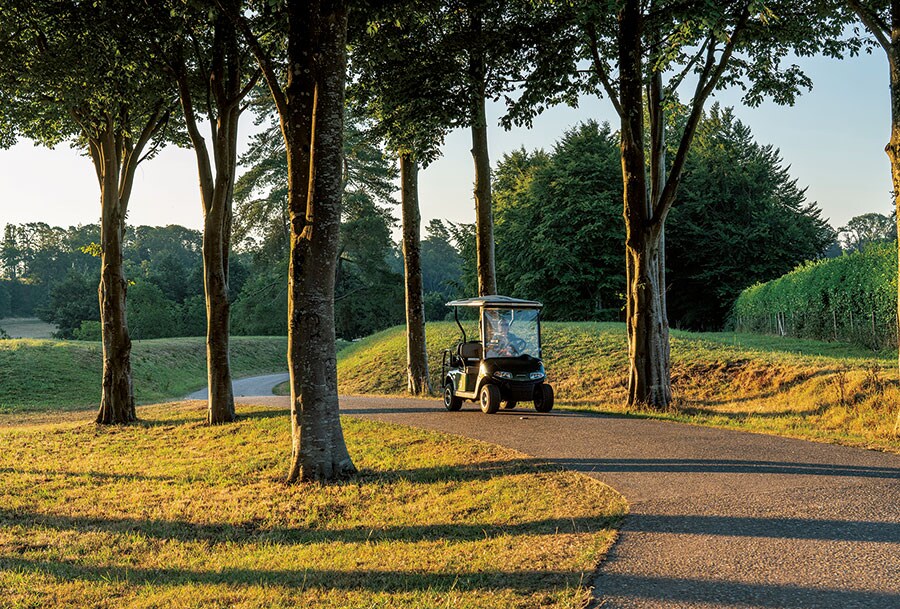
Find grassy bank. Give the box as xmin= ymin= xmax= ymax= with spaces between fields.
xmin=337 ymin=322 xmax=900 ymax=452
xmin=0 ymin=336 xmax=287 ymax=414
xmin=0 ymin=402 xmax=625 ymax=608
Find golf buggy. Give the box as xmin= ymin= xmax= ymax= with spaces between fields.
xmin=441 ymin=295 xmax=554 ymax=414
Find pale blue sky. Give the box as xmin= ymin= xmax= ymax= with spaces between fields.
xmin=0 ymin=49 xmax=891 ymax=237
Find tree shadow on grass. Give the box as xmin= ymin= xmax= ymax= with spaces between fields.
xmin=0 ymin=507 xmax=615 ymax=547
xmin=0 ymin=556 xmax=581 ymax=593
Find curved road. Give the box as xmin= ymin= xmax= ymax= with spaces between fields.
xmin=194 ymin=376 xmax=900 ymax=608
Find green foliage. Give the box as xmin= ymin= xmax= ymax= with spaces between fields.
xmin=491 ymin=110 xmax=831 ymax=327
xmin=732 ymin=243 xmax=898 ymax=350
xmin=127 ymin=281 xmax=181 ymax=340
xmin=0 ymin=282 xmax=10 ymax=319
xmin=234 ymin=116 xmax=406 ymax=339
xmin=40 ymin=271 xmax=98 ymax=339
xmin=666 ymin=105 xmax=835 ymax=329
xmin=494 ymin=123 xmax=623 ymax=320
xmin=72 ymin=321 xmax=102 ymax=341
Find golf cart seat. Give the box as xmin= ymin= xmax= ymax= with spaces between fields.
xmin=458 ymin=341 xmax=482 ymax=365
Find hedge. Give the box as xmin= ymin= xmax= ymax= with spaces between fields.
xmin=731 ymin=243 xmax=898 ymax=350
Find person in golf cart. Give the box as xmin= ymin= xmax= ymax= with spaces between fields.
xmin=486 ymin=315 xmax=523 ymax=357
xmin=441 ymin=296 xmax=554 ymax=414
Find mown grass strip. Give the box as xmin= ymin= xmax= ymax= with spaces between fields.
xmin=0 ymin=403 xmax=625 ymax=608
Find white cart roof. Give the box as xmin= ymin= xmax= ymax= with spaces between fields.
xmin=446 ymin=295 xmax=543 ymax=309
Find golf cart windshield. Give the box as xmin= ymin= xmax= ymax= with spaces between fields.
xmin=483 ymin=308 xmax=541 ymax=359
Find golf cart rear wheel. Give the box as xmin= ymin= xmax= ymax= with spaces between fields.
xmin=444 ymin=383 xmax=463 ymax=411
xmin=502 ymin=400 xmax=517 ymax=410
xmin=480 ymin=384 xmax=501 ymax=414
xmin=534 ymin=384 xmax=554 ymax=413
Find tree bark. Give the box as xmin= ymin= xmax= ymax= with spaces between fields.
xmin=202 ymin=114 xmax=237 ymax=423
xmin=469 ymin=9 xmax=496 ymax=296
xmin=887 ymin=0 xmax=900 ymax=433
xmin=400 ymin=154 xmax=431 ymax=395
xmin=282 ymin=0 xmax=356 ymax=483
xmin=173 ymin=9 xmax=245 ymax=425
xmin=94 ymin=125 xmax=135 ymax=425
xmin=619 ymin=0 xmax=672 ymax=409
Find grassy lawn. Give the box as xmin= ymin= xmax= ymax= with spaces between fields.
xmin=0 ymin=317 xmax=58 ymax=339
xmin=0 ymin=336 xmax=288 ymax=414
xmin=336 ymin=322 xmax=900 ymax=452
xmin=0 ymin=402 xmax=625 ymax=608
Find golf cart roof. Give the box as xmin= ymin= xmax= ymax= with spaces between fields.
xmin=446 ymin=295 xmax=543 ymax=309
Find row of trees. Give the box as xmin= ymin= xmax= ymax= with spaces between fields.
xmin=3 ymin=0 xmax=899 ymax=482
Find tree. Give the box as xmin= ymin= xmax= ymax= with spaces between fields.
xmin=666 ymin=105 xmax=835 ymax=329
xmin=843 ymin=0 xmax=900 ymax=434
xmin=493 ymin=127 xmax=623 ymax=320
xmin=225 ymin=0 xmax=355 ymax=482
xmin=508 ymin=0 xmax=850 ymax=409
xmin=348 ymin=3 xmax=456 ymax=395
xmin=1 ymin=0 xmax=174 ymax=423
xmin=838 ymin=211 xmax=897 ymax=252
xmin=143 ymin=0 xmax=262 ymax=424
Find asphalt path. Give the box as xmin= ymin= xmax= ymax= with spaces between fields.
xmin=185 ymin=373 xmax=289 ymax=400
xmin=198 ymin=376 xmax=900 ymax=608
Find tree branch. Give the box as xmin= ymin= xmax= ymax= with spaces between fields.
xmin=174 ymin=48 xmax=215 ymax=208
xmin=651 ymin=2 xmax=752 ymax=233
xmin=214 ymin=0 xmax=288 ymax=119
xmin=846 ymin=0 xmax=891 ymax=56
xmin=586 ymin=23 xmax=623 ymax=117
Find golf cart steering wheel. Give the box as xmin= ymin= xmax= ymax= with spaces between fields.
xmin=509 ymin=337 xmax=527 ymax=355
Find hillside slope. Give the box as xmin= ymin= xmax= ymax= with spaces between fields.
xmin=0 ymin=336 xmax=287 ymax=413
xmin=337 ymin=322 xmax=899 ymax=451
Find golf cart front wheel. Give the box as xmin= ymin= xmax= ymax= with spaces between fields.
xmin=444 ymin=383 xmax=463 ymax=411
xmin=534 ymin=384 xmax=554 ymax=413
xmin=480 ymin=384 xmax=501 ymax=414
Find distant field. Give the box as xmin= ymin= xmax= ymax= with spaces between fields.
xmin=0 ymin=336 xmax=288 ymax=414
xmin=337 ymin=322 xmax=900 ymax=452
xmin=0 ymin=317 xmax=58 ymax=339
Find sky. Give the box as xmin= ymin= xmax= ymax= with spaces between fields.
xmin=0 ymin=49 xmax=892 ymax=238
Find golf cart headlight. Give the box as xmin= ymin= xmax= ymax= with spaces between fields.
xmin=529 ymin=371 xmax=545 ymax=380
xmin=494 ymin=371 xmax=513 ymax=380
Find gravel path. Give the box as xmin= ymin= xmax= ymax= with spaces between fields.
xmin=227 ymin=377 xmax=900 ymax=608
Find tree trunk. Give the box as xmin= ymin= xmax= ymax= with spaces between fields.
xmin=283 ymin=0 xmax=355 ymax=483
xmin=202 ymin=152 xmax=236 ymax=424
xmin=469 ymin=10 xmax=496 ymax=296
xmin=95 ymin=127 xmax=135 ymax=425
xmin=619 ymin=0 xmax=672 ymax=409
xmin=400 ymin=154 xmax=431 ymax=395
xmin=887 ymin=0 xmax=900 ymax=434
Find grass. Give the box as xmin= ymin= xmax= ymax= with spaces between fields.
xmin=0 ymin=317 xmax=58 ymax=339
xmin=0 ymin=401 xmax=625 ymax=608
xmin=0 ymin=336 xmax=288 ymax=414
xmin=336 ymin=322 xmax=900 ymax=453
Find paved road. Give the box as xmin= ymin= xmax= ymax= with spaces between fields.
xmin=221 ymin=376 xmax=900 ymax=608
xmin=185 ymin=373 xmax=289 ymax=400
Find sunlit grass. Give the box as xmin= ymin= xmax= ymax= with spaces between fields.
xmin=337 ymin=323 xmax=900 ymax=452
xmin=0 ymin=402 xmax=625 ymax=608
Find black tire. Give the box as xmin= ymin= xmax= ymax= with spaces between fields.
xmin=480 ymin=384 xmax=501 ymax=414
xmin=534 ymin=384 xmax=554 ymax=413
xmin=502 ymin=400 xmax=517 ymax=410
xmin=443 ymin=382 xmax=463 ymax=411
